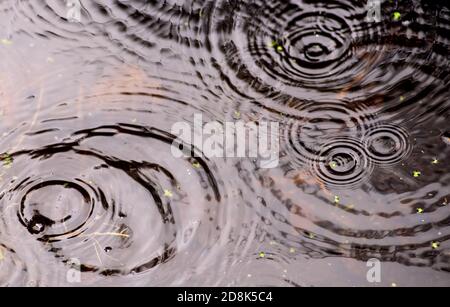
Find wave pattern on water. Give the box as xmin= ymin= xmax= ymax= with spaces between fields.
xmin=0 ymin=0 xmax=449 ymax=286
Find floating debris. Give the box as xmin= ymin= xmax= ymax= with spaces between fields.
xmin=393 ymin=12 xmax=402 ymax=21
xmin=432 ymin=158 xmax=439 ymax=165
xmin=0 ymin=247 xmax=4 ymax=261
xmin=1 ymin=153 xmax=13 ymax=169
xmin=334 ymin=195 xmax=340 ymax=203
xmin=329 ymin=161 xmax=338 ymax=169
xmin=391 ymin=282 xmax=397 ymax=287
xmin=85 ymin=231 xmax=130 ymax=239
xmin=192 ymin=161 xmax=201 ymax=169
xmin=259 ymin=252 xmax=266 ymax=258
xmin=413 ymin=171 xmax=421 ymax=178
xmin=399 ymin=95 xmax=405 ymax=102
xmin=233 ymin=110 xmax=241 ymax=120
xmin=164 ymin=189 xmax=173 ymax=198
xmin=417 ymin=208 xmax=424 ymax=214
xmin=431 ymin=242 xmax=440 ymax=250
xmin=289 ymin=247 xmax=296 ymax=254
xmin=1 ymin=38 xmax=13 ymax=46
xmin=270 ymin=41 xmax=284 ymax=53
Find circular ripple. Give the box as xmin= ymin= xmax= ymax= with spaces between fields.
xmin=364 ymin=124 xmax=413 ymax=166
xmin=18 ymin=180 xmax=94 ymax=237
xmin=309 ymin=137 xmax=374 ymax=189
xmin=5 ymin=0 xmax=207 ymax=62
xmin=7 ymin=127 xmax=181 ymax=276
xmin=0 ymin=95 xmax=245 ymax=285
xmin=271 ymin=11 xmax=354 ymax=88
xmin=209 ymin=0 xmax=387 ymax=101
xmin=0 ymin=54 xmax=254 ymax=285
xmin=1 ymin=0 xmax=449 ymax=287
xmin=281 ymin=100 xmax=377 ymax=168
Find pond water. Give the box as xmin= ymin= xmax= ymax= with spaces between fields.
xmin=0 ymin=0 xmax=449 ymax=287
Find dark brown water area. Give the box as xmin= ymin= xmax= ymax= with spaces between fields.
xmin=0 ymin=0 xmax=449 ymax=286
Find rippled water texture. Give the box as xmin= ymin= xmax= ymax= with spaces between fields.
xmin=0 ymin=0 xmax=449 ymax=287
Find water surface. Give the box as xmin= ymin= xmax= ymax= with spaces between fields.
xmin=0 ymin=0 xmax=449 ymax=286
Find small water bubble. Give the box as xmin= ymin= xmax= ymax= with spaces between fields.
xmin=28 ymin=220 xmax=45 ymax=234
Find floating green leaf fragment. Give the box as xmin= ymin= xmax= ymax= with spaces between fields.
xmin=259 ymin=252 xmax=266 ymax=258
xmin=1 ymin=153 xmax=13 ymax=169
xmin=393 ymin=12 xmax=401 ymax=21
xmin=334 ymin=195 xmax=340 ymax=203
xmin=417 ymin=208 xmax=424 ymax=214
xmin=233 ymin=110 xmax=241 ymax=119
xmin=192 ymin=161 xmax=201 ymax=169
xmin=164 ymin=189 xmax=173 ymax=198
xmin=1 ymin=39 xmax=13 ymax=46
xmin=329 ymin=161 xmax=337 ymax=169
xmin=432 ymin=158 xmax=439 ymax=165
xmin=431 ymin=242 xmax=440 ymax=250
xmin=270 ymin=41 xmax=284 ymax=52
xmin=413 ymin=171 xmax=421 ymax=178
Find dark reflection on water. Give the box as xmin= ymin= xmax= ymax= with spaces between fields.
xmin=0 ymin=0 xmax=449 ymax=286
